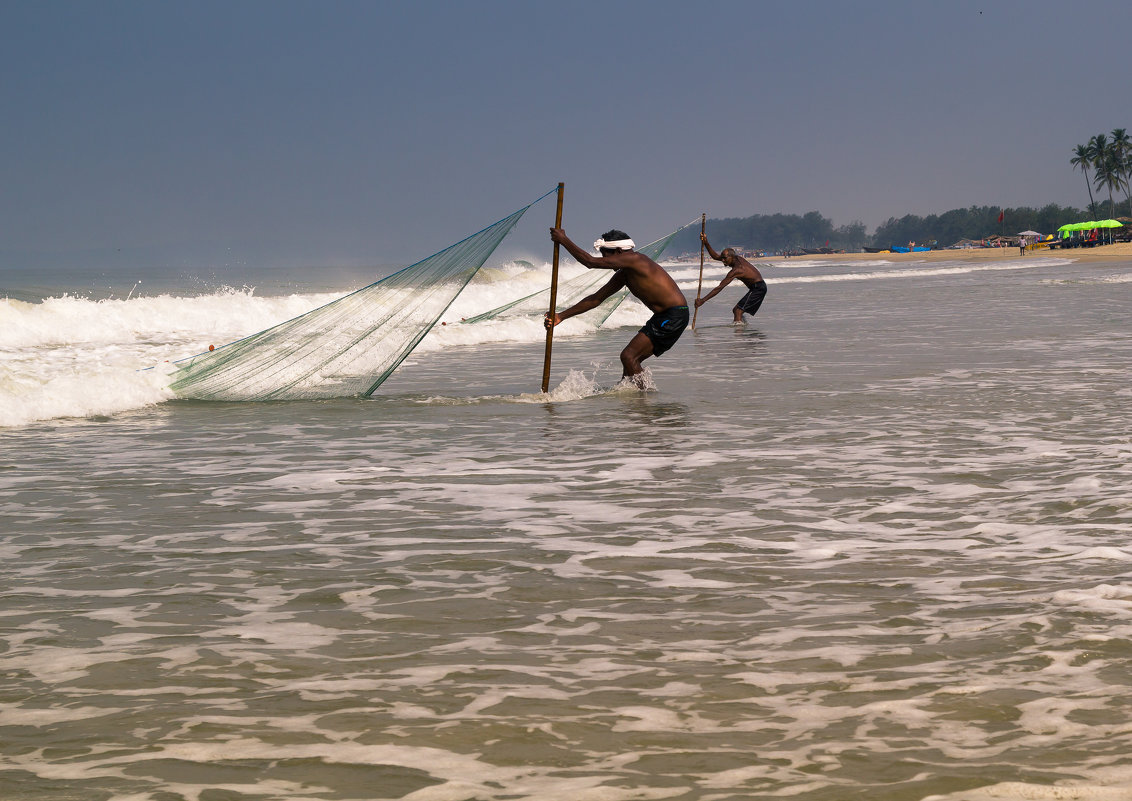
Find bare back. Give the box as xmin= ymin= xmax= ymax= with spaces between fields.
xmin=610 ymin=252 xmax=687 ymax=313
xmin=731 ymin=258 xmax=764 ymax=288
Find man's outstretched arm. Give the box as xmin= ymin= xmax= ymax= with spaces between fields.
xmin=546 ymin=275 xmax=626 ymax=327
xmin=694 ymin=271 xmax=738 ymax=308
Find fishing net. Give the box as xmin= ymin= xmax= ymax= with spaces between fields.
xmin=462 ymin=219 xmax=698 ymax=326
xmin=170 ymin=192 xmax=551 ymax=401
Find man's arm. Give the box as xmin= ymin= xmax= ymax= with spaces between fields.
xmin=694 ymin=269 xmax=738 ymax=308
xmin=700 ymin=233 xmax=723 ymax=261
xmin=545 ymin=274 xmax=627 ymax=327
xmin=551 ymin=228 xmax=636 ymax=271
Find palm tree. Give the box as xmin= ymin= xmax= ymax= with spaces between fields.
xmin=1092 ymin=133 xmax=1125 ymax=218
xmin=1070 ymin=143 xmax=1096 ymax=210
xmin=1090 ymin=133 xmax=1108 ymax=176
xmin=1111 ymin=128 xmax=1132 ymax=216
xmin=1093 ymin=153 xmax=1119 ymax=218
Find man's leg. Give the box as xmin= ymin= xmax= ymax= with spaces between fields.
xmin=735 ymin=285 xmax=766 ymax=322
xmin=620 ymin=332 xmax=655 ymax=384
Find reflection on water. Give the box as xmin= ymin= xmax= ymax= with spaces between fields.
xmin=620 ymin=396 xmax=690 ymax=428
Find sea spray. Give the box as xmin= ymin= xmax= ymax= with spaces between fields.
xmin=0 ymin=255 xmax=1078 ymax=428
xmin=0 ymin=364 xmax=174 ymax=428
xmin=514 ymin=365 xmax=657 ymax=404
xmin=0 ymin=289 xmax=332 ymax=428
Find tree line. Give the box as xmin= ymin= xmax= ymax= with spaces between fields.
xmin=669 ymin=206 xmax=1086 ymax=254
xmin=669 ymin=127 xmax=1132 ymax=255
xmin=871 ymin=204 xmax=1085 ymax=250
xmin=670 ymin=212 xmax=869 ymax=254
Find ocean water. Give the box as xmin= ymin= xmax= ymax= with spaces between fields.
xmin=2 ymin=252 xmax=1131 ymax=801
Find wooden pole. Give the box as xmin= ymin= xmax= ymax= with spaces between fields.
xmin=541 ymin=182 xmax=565 ymax=393
xmin=691 ymin=213 xmax=706 ymax=330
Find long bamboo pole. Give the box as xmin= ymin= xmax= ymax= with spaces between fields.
xmin=541 ymin=182 xmax=565 ymax=393
xmin=691 ymin=213 xmax=706 ymax=330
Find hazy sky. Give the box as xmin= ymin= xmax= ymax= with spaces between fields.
xmin=3 ymin=0 xmax=1128 ymax=270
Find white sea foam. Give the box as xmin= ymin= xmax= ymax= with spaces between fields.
xmin=0 ymin=254 xmax=1093 ymax=428
xmin=1 ymin=289 xmax=337 ymax=427
xmin=1 ymin=261 xmax=648 ymax=426
xmin=927 ymin=783 xmax=1132 ymax=800
xmin=4 ymin=252 xmax=1131 ymax=799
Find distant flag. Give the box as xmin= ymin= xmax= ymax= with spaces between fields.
xmin=997 ymin=210 xmax=1005 ymax=223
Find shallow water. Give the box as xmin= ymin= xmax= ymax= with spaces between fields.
xmin=2 ymin=255 xmax=1131 ymax=800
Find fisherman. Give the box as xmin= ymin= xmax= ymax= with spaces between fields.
xmin=694 ymin=233 xmax=768 ymax=324
xmin=546 ymin=227 xmax=689 ymax=387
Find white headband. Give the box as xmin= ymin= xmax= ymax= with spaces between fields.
xmin=594 ymin=237 xmax=635 ymax=252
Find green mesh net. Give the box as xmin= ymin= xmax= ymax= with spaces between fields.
xmin=170 ymin=192 xmax=551 ymax=401
xmin=461 ymin=219 xmax=697 ymax=327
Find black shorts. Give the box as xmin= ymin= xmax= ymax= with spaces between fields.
xmin=639 ymin=306 xmax=689 ymax=356
xmin=736 ymin=281 xmax=767 ymax=315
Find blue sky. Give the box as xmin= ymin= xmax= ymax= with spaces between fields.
xmin=3 ymin=0 xmax=1128 ymax=270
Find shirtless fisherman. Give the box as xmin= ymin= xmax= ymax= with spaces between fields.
xmin=546 ymin=227 xmax=689 ymax=386
xmin=695 ymin=233 xmax=768 ymax=324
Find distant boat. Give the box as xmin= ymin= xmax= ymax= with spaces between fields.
xmin=862 ymin=246 xmax=885 ymax=253
xmin=889 ymin=246 xmax=932 ymax=253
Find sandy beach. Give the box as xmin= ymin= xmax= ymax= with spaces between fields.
xmin=772 ymin=241 xmax=1132 ymax=265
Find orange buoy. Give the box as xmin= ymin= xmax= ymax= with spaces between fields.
xmin=208 ymin=345 xmax=215 ymax=351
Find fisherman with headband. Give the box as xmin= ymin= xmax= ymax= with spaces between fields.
xmin=547 ymin=226 xmax=689 ymax=387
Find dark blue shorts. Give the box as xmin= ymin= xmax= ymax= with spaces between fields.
xmin=639 ymin=306 xmax=689 ymax=356
xmin=736 ymin=281 xmax=767 ymax=315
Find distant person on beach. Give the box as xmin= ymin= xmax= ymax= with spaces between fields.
xmin=546 ymin=227 xmax=689 ymax=387
xmin=694 ymin=234 xmax=768 ymax=324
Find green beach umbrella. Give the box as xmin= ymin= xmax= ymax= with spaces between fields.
xmin=1097 ymin=219 xmax=1123 ymax=228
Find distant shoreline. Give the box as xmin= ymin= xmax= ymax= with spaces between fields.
xmin=748 ymin=242 xmax=1132 ymax=265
